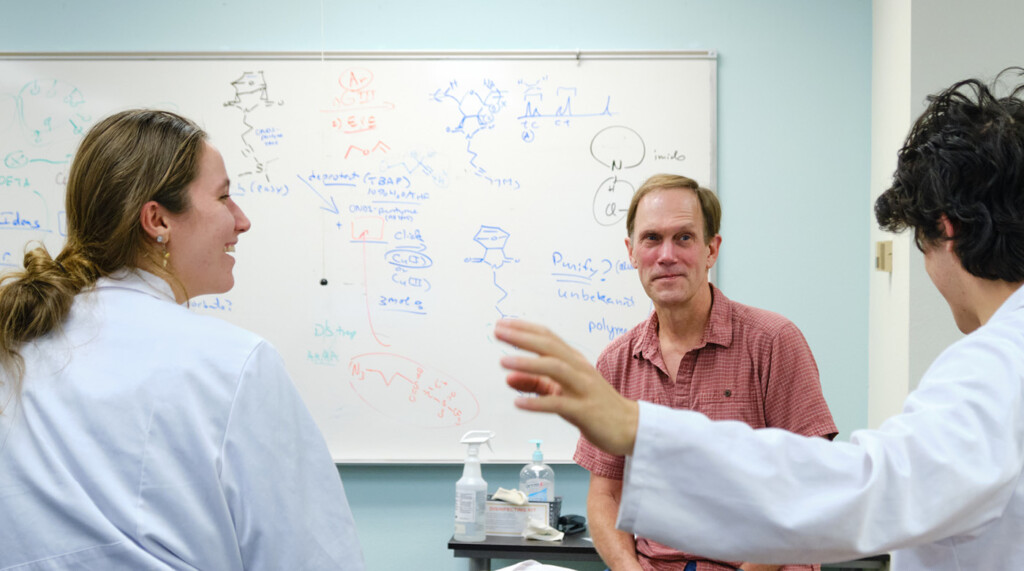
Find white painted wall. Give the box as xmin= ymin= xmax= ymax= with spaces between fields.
xmin=906 ymin=0 xmax=1024 ymax=386
xmin=870 ymin=0 xmax=1024 ymax=426
xmin=868 ymin=0 xmax=912 ymax=428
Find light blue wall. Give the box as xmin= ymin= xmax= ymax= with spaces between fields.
xmin=2 ymin=1 xmax=872 ymax=569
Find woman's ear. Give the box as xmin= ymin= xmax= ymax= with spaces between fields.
xmin=139 ymin=200 xmax=169 ymax=242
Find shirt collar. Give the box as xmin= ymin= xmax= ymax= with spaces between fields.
xmin=633 ymin=284 xmax=734 ymax=360
xmin=94 ymin=268 xmax=179 ymax=304
xmin=989 ymin=281 xmax=1024 ymax=324
xmin=704 ymin=284 xmax=734 ymax=348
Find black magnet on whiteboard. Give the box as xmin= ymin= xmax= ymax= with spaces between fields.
xmin=320 ymin=278 xmax=328 ymax=286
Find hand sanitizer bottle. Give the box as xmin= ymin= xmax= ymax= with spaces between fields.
xmin=454 ymin=430 xmax=494 ymax=542
xmin=519 ymin=439 xmax=555 ymax=502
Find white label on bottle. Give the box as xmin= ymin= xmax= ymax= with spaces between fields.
xmin=525 ymin=478 xmax=551 ymax=502
xmin=455 ymin=490 xmax=484 ymax=522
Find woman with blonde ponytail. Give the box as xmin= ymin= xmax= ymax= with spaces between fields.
xmin=0 ymin=109 xmax=364 ymax=570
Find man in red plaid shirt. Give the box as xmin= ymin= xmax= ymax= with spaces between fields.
xmin=574 ymin=174 xmax=837 ymax=571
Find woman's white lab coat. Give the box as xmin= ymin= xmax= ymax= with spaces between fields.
xmin=0 ymin=270 xmax=364 ymax=570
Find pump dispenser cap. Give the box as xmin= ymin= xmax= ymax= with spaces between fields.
xmin=529 ymin=439 xmax=544 ymax=462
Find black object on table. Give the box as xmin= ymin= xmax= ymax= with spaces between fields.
xmin=448 ymin=535 xmax=890 ymax=571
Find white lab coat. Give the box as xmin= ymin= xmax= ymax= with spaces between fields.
xmin=619 ymin=284 xmax=1024 ymax=570
xmin=0 ymin=270 xmax=364 ymax=570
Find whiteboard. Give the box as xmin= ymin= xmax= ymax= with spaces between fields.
xmin=0 ymin=52 xmax=716 ymax=462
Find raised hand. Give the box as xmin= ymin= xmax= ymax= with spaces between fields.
xmin=495 ymin=318 xmax=639 ymax=457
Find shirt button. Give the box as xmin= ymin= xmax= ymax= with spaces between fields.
xmin=724 ymin=390 xmax=732 ymax=397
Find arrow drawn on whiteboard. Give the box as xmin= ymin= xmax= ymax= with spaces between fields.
xmin=295 ymin=174 xmax=341 ymax=214
xmin=351 ymin=220 xmax=391 ymax=348
xmin=592 ymin=175 xmax=634 ymax=226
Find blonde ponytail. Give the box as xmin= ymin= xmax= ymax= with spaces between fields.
xmin=0 ymin=109 xmax=205 ymax=407
xmin=0 ymin=244 xmax=98 ymax=393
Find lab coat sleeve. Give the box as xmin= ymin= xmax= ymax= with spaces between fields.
xmin=617 ymin=327 xmax=1024 ymax=565
xmin=219 ymin=341 xmax=365 ymax=570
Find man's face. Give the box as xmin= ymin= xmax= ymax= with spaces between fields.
xmin=626 ymin=188 xmax=720 ymax=311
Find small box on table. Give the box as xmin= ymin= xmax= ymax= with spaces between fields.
xmin=484 ymin=496 xmax=562 ymax=536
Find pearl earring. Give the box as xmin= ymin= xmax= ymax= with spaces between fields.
xmin=156 ymin=235 xmax=169 ymax=268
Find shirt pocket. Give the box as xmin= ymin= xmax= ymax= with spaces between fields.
xmin=695 ymin=386 xmax=764 ymax=427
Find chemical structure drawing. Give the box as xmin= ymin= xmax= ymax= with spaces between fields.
xmin=348 ymin=352 xmax=480 ymax=429
xmin=589 ymin=125 xmax=646 ymax=226
xmin=464 ymin=225 xmax=520 ymax=318
xmin=380 ymin=150 xmax=450 ymax=189
xmin=431 ymin=79 xmax=519 ymax=189
xmin=15 ymin=79 xmax=90 ymax=147
xmin=223 ymin=71 xmax=284 ymax=181
xmin=325 ymin=67 xmax=396 ymax=161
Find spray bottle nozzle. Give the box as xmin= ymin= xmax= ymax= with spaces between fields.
xmin=461 ymin=430 xmax=495 ymax=454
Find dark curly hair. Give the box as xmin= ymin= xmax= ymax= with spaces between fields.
xmin=875 ymin=67 xmax=1024 ymax=281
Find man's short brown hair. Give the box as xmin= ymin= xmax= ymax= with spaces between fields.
xmin=626 ymin=174 xmax=721 ymax=241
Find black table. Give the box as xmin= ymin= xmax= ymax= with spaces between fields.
xmin=449 ymin=534 xmax=602 ymax=571
xmin=448 ymin=535 xmax=889 ymax=570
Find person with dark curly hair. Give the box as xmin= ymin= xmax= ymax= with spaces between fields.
xmin=494 ymin=68 xmax=1024 ymax=571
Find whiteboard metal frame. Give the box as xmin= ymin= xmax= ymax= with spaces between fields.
xmin=0 ymin=50 xmax=716 ymax=61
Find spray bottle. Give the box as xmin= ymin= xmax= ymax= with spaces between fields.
xmin=454 ymin=430 xmax=495 ymax=542
xmin=519 ymin=439 xmax=556 ymax=502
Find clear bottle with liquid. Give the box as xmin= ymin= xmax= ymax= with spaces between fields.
xmin=519 ymin=439 xmax=555 ymax=502
xmin=454 ymin=430 xmax=494 ymax=542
